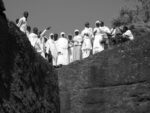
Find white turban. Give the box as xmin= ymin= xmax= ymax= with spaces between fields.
xmin=60 ymin=32 xmax=65 ymax=36
xmin=74 ymin=29 xmax=79 ymax=33
xmin=95 ymin=20 xmax=100 ymax=24
xmin=49 ymin=33 xmax=54 ymax=37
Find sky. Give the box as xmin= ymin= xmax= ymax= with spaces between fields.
xmin=4 ymin=0 xmax=137 ymax=35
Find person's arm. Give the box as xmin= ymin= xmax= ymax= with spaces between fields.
xmin=40 ymin=26 xmax=51 ymax=38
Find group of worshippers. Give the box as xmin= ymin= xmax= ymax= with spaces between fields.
xmin=16 ymin=11 xmax=134 ymax=67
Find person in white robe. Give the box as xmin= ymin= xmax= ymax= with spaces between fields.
xmin=45 ymin=33 xmax=58 ymax=66
xmin=93 ymin=20 xmax=105 ymax=54
xmin=28 ymin=27 xmax=39 ymax=47
xmin=35 ymin=27 xmax=51 ymax=58
xmin=68 ymin=35 xmax=74 ymax=63
xmin=81 ymin=22 xmax=93 ymax=59
xmin=73 ymin=29 xmax=83 ymax=61
xmin=122 ymin=26 xmax=134 ymax=41
xmin=17 ymin=11 xmax=29 ymax=33
xmin=57 ymin=32 xmax=69 ymax=66
xmin=99 ymin=21 xmax=111 ymax=49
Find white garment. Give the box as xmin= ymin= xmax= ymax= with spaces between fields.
xmin=34 ymin=38 xmax=45 ymax=58
xmin=17 ymin=17 xmax=27 ymax=33
xmin=94 ymin=27 xmax=101 ymax=35
xmin=93 ymin=34 xmax=104 ymax=54
xmin=82 ymin=49 xmax=91 ymax=59
xmin=81 ymin=27 xmax=93 ymax=39
xmin=123 ymin=30 xmax=134 ymax=40
xmin=28 ymin=33 xmax=38 ymax=47
xmin=68 ymin=42 xmax=74 ymax=63
xmin=73 ymin=35 xmax=83 ymax=46
xmin=45 ymin=39 xmax=58 ymax=66
xmin=82 ymin=35 xmax=92 ymax=59
xmin=99 ymin=26 xmax=111 ymax=34
xmin=57 ymin=37 xmax=69 ymax=65
xmin=81 ymin=27 xmax=93 ymax=50
xmin=110 ymin=28 xmax=117 ymax=38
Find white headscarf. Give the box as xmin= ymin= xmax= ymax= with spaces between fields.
xmin=60 ymin=32 xmax=65 ymax=37
xmin=74 ymin=29 xmax=79 ymax=33
xmin=95 ymin=20 xmax=100 ymax=24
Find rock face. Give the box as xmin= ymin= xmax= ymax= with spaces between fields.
xmin=0 ymin=2 xmax=59 ymax=113
xmin=58 ymin=29 xmax=150 ymax=113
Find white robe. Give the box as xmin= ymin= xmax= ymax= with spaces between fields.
xmin=68 ymin=41 xmax=74 ymax=63
xmin=34 ymin=38 xmax=45 ymax=58
xmin=45 ymin=39 xmax=58 ymax=66
xmin=56 ymin=37 xmax=69 ymax=65
xmin=73 ymin=35 xmax=82 ymax=61
xmin=81 ymin=27 xmax=93 ymax=59
xmin=28 ymin=33 xmax=38 ymax=47
xmin=93 ymin=27 xmax=104 ymax=54
xmin=17 ymin=17 xmax=27 ymax=33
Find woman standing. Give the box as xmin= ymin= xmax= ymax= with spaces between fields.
xmin=73 ymin=29 xmax=82 ymax=61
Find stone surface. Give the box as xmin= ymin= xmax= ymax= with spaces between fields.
xmin=58 ymin=29 xmax=150 ymax=113
xmin=0 ymin=2 xmax=59 ymax=112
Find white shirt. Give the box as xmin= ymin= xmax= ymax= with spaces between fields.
xmin=94 ymin=27 xmax=102 ymax=36
xmin=100 ymin=26 xmax=111 ymax=34
xmin=34 ymin=38 xmax=44 ymax=53
xmin=81 ymin=27 xmax=93 ymax=38
xmin=28 ymin=33 xmax=38 ymax=47
xmin=123 ymin=30 xmax=134 ymax=40
xmin=45 ymin=38 xmax=58 ymax=57
xmin=73 ymin=35 xmax=83 ymax=46
xmin=57 ymin=37 xmax=68 ymax=53
xmin=17 ymin=17 xmax=27 ymax=33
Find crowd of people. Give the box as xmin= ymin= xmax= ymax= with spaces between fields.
xmin=16 ymin=11 xmax=134 ymax=68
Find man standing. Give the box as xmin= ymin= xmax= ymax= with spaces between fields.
xmin=45 ymin=33 xmax=58 ymax=66
xmin=81 ymin=22 xmax=93 ymax=59
xmin=17 ymin=11 xmax=29 ymax=33
xmin=57 ymin=32 xmax=69 ymax=66
xmin=35 ymin=27 xmax=51 ymax=58
xmin=68 ymin=34 xmax=74 ymax=63
xmin=93 ymin=20 xmax=104 ymax=54
xmin=28 ymin=27 xmax=39 ymax=47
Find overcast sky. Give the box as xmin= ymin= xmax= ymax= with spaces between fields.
xmin=4 ymin=0 xmax=136 ymax=34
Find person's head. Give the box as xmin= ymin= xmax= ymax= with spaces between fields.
xmin=123 ymin=26 xmax=128 ymax=33
xmin=33 ymin=27 xmax=38 ymax=35
xmin=38 ymin=31 xmax=42 ymax=38
xmin=74 ymin=29 xmax=79 ymax=36
xmin=95 ymin=20 xmax=100 ymax=27
xmin=100 ymin=21 xmax=104 ymax=27
xmin=50 ymin=33 xmax=54 ymax=40
xmin=27 ymin=26 xmax=31 ymax=33
xmin=61 ymin=32 xmax=65 ymax=38
xmin=16 ymin=18 xmax=19 ymax=24
xmin=23 ymin=11 xmax=29 ymax=19
xmin=85 ymin=22 xmax=90 ymax=28
xmin=68 ymin=34 xmax=73 ymax=41
xmin=54 ymin=33 xmax=58 ymax=41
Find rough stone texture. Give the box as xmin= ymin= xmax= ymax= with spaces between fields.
xmin=58 ymin=29 xmax=150 ymax=113
xmin=0 ymin=2 xmax=59 ymax=113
